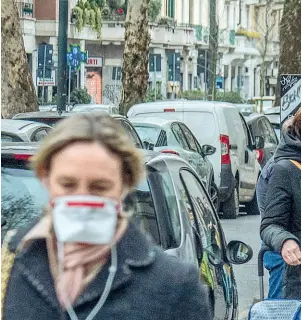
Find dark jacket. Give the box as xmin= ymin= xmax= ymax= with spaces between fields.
xmin=260 ymin=129 xmax=301 ymax=299
xmin=3 ymin=222 xmax=213 ymax=320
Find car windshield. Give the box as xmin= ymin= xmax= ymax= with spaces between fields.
xmin=133 ymin=125 xmax=162 ymax=145
xmin=1 ymin=164 xmax=48 ymax=239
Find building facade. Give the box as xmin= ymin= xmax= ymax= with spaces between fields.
xmin=18 ymin=0 xmax=283 ymax=104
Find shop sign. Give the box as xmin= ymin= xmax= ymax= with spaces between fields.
xmin=86 ymin=57 xmax=103 ymax=67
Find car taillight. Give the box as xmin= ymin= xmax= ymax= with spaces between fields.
xmin=163 ymin=108 xmax=175 ymax=112
xmin=13 ymin=154 xmax=32 ymax=161
xmin=256 ymin=149 xmax=264 ymax=163
xmin=161 ymin=149 xmax=180 ymax=156
xmin=220 ymin=135 xmax=231 ymax=165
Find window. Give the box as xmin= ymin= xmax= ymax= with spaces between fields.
xmin=259 ymin=118 xmax=278 ymax=145
xmin=167 ymin=0 xmax=175 ymax=18
xmin=226 ymin=5 xmax=230 ymax=28
xmin=133 ymin=125 xmax=162 ymax=146
xmin=1 ymin=133 xmax=23 ymax=142
xmin=255 ymin=8 xmax=259 ymax=32
xmin=179 ymin=123 xmax=198 ymax=152
xmin=239 ymin=114 xmax=253 ymax=148
xmin=246 ymin=6 xmax=250 ymax=29
xmin=31 ymin=128 xmax=51 ymax=142
xmin=157 ymin=130 xmax=168 ymax=147
xmin=180 ymin=170 xmax=222 ymax=258
xmin=161 ymin=171 xmax=181 ymax=247
xmin=1 ymin=166 xmax=48 ymax=238
xmin=120 ymin=120 xmax=142 ymax=149
xmin=125 ymin=178 xmax=160 ymax=245
xmin=171 ymin=123 xmax=190 ymax=150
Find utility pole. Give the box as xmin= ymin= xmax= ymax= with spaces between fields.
xmin=57 ymin=0 xmax=68 ymax=114
xmin=208 ymin=0 xmax=218 ymax=101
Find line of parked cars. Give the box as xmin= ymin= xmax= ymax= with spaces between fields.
xmin=1 ymin=141 xmax=253 ymax=319
xmin=2 ymin=99 xmax=280 ymax=319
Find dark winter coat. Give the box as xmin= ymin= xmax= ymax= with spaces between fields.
xmin=260 ymin=129 xmax=301 ymax=299
xmin=2 ymin=222 xmax=213 ymax=320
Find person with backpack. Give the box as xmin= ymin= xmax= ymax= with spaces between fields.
xmin=256 ymin=117 xmax=293 ymax=299
xmin=260 ymin=108 xmax=301 ymax=299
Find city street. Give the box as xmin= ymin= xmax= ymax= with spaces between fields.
xmin=221 ymin=213 xmax=269 ymax=320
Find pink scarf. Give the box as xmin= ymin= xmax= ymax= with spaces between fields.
xmin=54 ymin=217 xmax=128 ymax=308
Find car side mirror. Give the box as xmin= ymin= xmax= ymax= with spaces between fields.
xmin=201 ymin=144 xmax=216 ymax=156
xmin=255 ymin=136 xmax=265 ymax=149
xmin=226 ymin=240 xmax=253 ymax=265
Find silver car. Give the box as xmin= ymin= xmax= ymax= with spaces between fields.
xmin=129 ymin=117 xmax=219 ymax=210
xmin=1 ymin=119 xmax=52 ymax=142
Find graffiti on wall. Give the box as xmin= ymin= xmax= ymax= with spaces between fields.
xmin=102 ymin=84 xmax=122 ymax=105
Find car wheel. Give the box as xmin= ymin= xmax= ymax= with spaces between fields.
xmin=222 ymin=183 xmax=239 ymax=219
xmin=245 ymin=192 xmax=260 ymax=215
xmin=210 ymin=181 xmax=220 ymax=213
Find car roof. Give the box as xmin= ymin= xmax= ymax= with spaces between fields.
xmin=128 ymin=100 xmax=236 ymax=116
xmin=129 ymin=117 xmax=177 ymax=128
xmin=13 ymin=111 xmax=71 ymax=119
xmin=1 ymin=119 xmax=50 ymax=132
xmin=245 ymin=113 xmax=266 ymax=122
xmin=13 ymin=111 xmax=125 ymax=120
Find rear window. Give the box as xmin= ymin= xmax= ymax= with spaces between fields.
xmin=133 ymin=126 xmax=165 ymax=146
xmin=1 ymin=161 xmax=48 ymax=239
xmin=124 ymin=178 xmax=160 ymax=245
xmin=183 ymin=112 xmax=217 ymax=145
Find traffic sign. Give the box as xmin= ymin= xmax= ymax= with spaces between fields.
xmin=67 ymin=44 xmax=88 ymax=70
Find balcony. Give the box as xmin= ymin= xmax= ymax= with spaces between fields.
xmin=151 ymin=25 xmax=195 ymax=48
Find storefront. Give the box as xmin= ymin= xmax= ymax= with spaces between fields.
xmin=85 ymin=57 xmax=103 ymax=104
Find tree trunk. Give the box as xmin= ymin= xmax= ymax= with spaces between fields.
xmin=1 ymin=0 xmax=38 ymax=118
xmin=119 ymin=0 xmax=150 ymax=116
xmin=275 ymin=0 xmax=301 ymax=106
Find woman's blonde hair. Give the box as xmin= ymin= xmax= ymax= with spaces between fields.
xmin=30 ymin=112 xmax=144 ymax=190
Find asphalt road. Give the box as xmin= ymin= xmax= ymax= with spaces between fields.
xmin=220 ymin=213 xmax=269 ymax=320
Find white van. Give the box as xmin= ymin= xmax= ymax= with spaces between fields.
xmin=128 ymin=100 xmax=261 ymax=219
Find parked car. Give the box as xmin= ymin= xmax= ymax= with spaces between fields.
xmin=264 ymin=106 xmax=281 ymax=139
xmin=71 ymin=104 xmax=119 ymax=114
xmin=1 ymin=143 xmax=253 ymax=320
xmin=12 ymin=112 xmax=144 ymax=149
xmin=245 ymin=113 xmax=279 ymax=167
xmin=1 ymin=119 xmax=52 ymax=143
xmin=129 ymin=117 xmax=219 ymax=211
xmin=128 ymin=100 xmax=262 ymax=218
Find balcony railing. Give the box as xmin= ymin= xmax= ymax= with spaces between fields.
xmin=16 ymin=1 xmax=34 ymax=19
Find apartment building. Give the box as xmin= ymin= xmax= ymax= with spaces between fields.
xmin=17 ymin=0 xmax=283 ymax=103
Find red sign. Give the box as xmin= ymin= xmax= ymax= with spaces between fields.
xmin=86 ymin=57 xmax=103 ymax=67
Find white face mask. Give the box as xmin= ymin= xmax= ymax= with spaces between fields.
xmin=52 ymin=195 xmax=119 ymax=244
xmin=53 ymin=195 xmax=119 ymax=320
